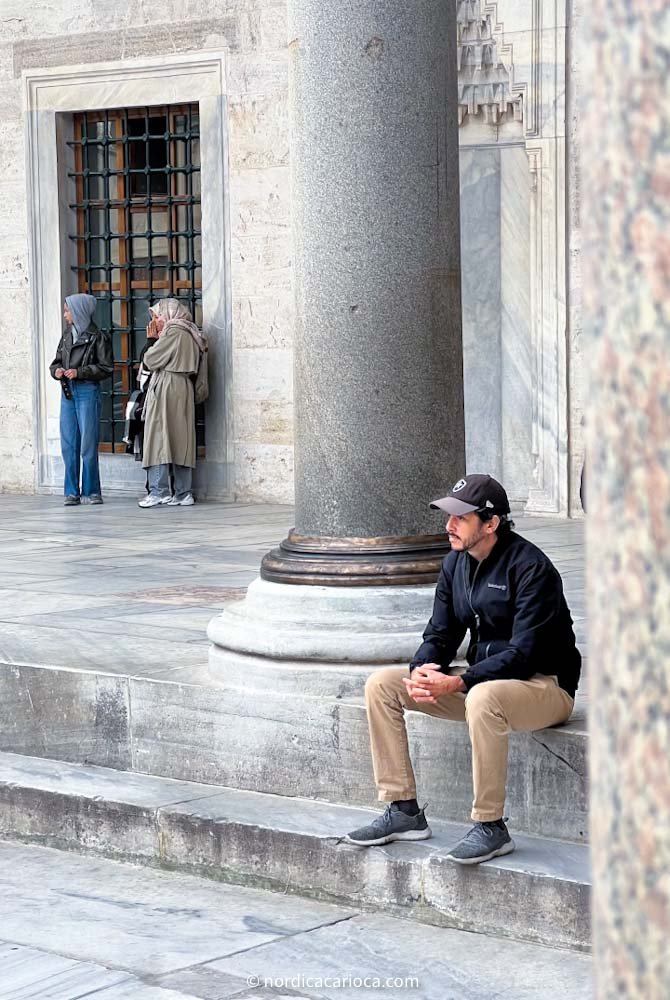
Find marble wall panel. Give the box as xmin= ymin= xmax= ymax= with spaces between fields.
xmin=250 ymin=3 xmax=289 ymax=51
xmin=233 ymin=347 xmax=293 ymax=399
xmin=500 ymin=145 xmax=532 ymax=503
xmin=234 ymin=443 xmax=294 ymax=503
xmin=227 ymin=96 xmax=290 ymax=170
xmin=233 ymin=401 xmax=293 ymax=446
xmin=233 ymin=291 xmax=293 ymax=350
xmin=226 ymin=53 xmax=288 ymax=100
xmin=0 ymin=177 xmax=27 ymax=258
xmin=491 ymin=0 xmax=567 ymax=36
xmin=0 ymin=277 xmax=34 ymax=492
xmin=458 ymin=2 xmax=572 ymax=514
xmin=230 ymin=234 xmax=293 ymax=296
xmin=0 ymin=43 xmax=14 ymax=80
xmin=232 ymin=348 xmax=294 ymax=495
xmin=0 ymin=0 xmax=93 ymax=37
xmin=459 ymin=146 xmax=503 ymax=479
xmin=567 ymin=0 xmax=585 ymax=516
xmin=229 ymin=165 xmax=291 ymax=238
xmin=526 ymin=134 xmax=568 ymax=514
xmin=502 ymin=27 xmax=566 ymax=140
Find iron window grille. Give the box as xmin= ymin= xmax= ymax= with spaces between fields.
xmin=68 ymin=104 xmax=204 ymax=453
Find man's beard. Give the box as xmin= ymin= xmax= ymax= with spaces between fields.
xmin=449 ymin=527 xmax=488 ymax=552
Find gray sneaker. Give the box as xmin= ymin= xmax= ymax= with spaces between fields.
xmin=446 ymin=819 xmax=515 ymax=865
xmin=63 ymin=495 xmax=80 ymax=506
xmin=345 ymin=804 xmax=431 ymax=847
xmin=87 ymin=495 xmax=104 ymax=505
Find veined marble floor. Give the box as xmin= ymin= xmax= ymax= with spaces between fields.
xmin=0 ymin=495 xmax=586 ymax=682
xmin=0 ymin=840 xmax=591 ymax=1000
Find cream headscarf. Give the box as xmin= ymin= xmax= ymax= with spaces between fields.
xmin=149 ymin=298 xmax=207 ymax=352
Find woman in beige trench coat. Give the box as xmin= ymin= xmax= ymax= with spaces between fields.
xmin=138 ymin=299 xmax=208 ymax=508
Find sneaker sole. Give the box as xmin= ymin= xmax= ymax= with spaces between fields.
xmin=446 ymin=838 xmax=516 ymax=865
xmin=344 ymin=826 xmax=432 ymax=847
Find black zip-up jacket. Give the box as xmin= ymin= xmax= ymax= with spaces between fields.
xmin=49 ymin=323 xmax=113 ymax=383
xmin=410 ymin=530 xmax=581 ymax=698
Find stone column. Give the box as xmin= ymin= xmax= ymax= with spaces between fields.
xmin=210 ymin=0 xmax=464 ymax=681
xmin=261 ymin=0 xmax=465 ymax=586
xmin=580 ymin=2 xmax=670 ymax=997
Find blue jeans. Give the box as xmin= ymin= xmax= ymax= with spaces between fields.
xmin=60 ymin=381 xmax=102 ymax=497
xmin=147 ymin=464 xmax=192 ymax=500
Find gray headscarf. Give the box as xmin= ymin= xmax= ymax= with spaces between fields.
xmin=149 ymin=298 xmax=207 ymax=352
xmin=66 ymin=294 xmax=97 ymax=343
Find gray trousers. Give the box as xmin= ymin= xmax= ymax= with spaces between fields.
xmin=147 ymin=463 xmax=192 ymax=500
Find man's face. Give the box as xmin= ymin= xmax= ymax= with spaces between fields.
xmin=446 ymin=512 xmax=490 ymax=553
xmin=63 ymin=304 xmax=73 ymax=324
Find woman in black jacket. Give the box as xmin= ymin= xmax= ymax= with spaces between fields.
xmin=50 ymin=294 xmax=113 ymax=505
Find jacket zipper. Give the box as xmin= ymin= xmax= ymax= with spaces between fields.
xmin=464 ymin=558 xmax=496 ymax=659
xmin=464 ymin=556 xmax=482 ymax=633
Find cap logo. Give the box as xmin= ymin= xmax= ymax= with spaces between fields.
xmin=452 ymin=479 xmax=467 ymax=492
xmin=485 ymin=500 xmax=494 ymax=508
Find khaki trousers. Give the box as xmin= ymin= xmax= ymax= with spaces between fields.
xmin=365 ymin=666 xmax=574 ymax=822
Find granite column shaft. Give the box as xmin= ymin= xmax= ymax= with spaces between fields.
xmin=581 ymin=1 xmax=670 ymax=996
xmin=262 ymin=0 xmax=465 ymax=586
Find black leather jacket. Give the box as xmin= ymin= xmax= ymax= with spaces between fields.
xmin=410 ymin=530 xmax=582 ymax=697
xmin=50 ymin=323 xmax=113 ymax=383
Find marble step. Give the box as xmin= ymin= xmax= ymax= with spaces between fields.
xmin=0 ymin=751 xmax=590 ymax=952
xmin=0 ymin=659 xmax=589 ymax=844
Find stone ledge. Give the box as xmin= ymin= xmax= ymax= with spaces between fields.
xmin=0 ymin=659 xmax=589 ymax=843
xmin=0 ymin=751 xmax=590 ymax=952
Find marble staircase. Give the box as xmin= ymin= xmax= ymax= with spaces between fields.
xmin=0 ymin=656 xmax=590 ymax=952
xmin=0 ymin=659 xmax=588 ymax=843
xmin=0 ymin=750 xmax=590 ymax=953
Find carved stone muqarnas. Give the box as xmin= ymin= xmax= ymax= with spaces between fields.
xmin=457 ymin=0 xmax=523 ymax=126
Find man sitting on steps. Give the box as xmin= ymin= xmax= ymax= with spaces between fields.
xmin=345 ymin=474 xmax=582 ymax=864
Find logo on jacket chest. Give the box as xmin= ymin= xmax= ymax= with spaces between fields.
xmin=487 ymin=582 xmax=507 ymax=591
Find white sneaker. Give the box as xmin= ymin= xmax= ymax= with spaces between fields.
xmin=138 ymin=495 xmax=171 ymax=508
xmin=166 ymin=493 xmax=195 ymax=506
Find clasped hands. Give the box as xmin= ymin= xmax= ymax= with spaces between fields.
xmin=55 ymin=368 xmax=77 ymax=379
xmin=403 ymin=664 xmax=466 ymax=704
xmin=146 ymin=318 xmax=163 ymax=339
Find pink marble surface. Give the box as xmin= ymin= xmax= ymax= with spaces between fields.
xmin=581 ymin=1 xmax=670 ymax=996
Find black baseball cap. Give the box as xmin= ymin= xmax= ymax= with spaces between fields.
xmin=430 ymin=474 xmax=511 ymax=517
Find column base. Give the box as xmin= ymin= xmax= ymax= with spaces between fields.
xmin=208 ymin=577 xmax=434 ymax=685
xmin=260 ymin=530 xmax=451 ymax=586
xmin=206 ymin=578 xmax=435 ymax=799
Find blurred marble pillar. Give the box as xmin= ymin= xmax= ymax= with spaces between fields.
xmin=580 ymin=2 xmax=670 ymax=997
xmin=210 ymin=0 xmax=464 ymax=675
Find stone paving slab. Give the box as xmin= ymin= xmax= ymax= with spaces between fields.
xmin=206 ymin=912 xmax=592 ymax=1000
xmin=0 ymin=751 xmax=590 ymax=951
xmin=0 ymin=840 xmax=354 ymax=978
xmin=0 ymin=943 xmax=132 ymax=1000
xmin=0 ymin=842 xmax=591 ymax=1000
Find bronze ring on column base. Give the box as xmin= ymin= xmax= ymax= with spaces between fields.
xmin=260 ymin=529 xmax=451 ymax=587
